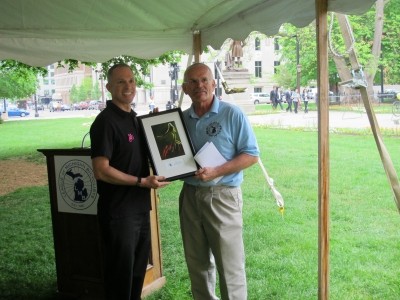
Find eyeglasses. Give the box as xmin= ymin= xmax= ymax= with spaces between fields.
xmin=184 ymin=78 xmax=210 ymax=86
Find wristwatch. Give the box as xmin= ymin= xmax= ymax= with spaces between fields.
xmin=136 ymin=177 xmax=142 ymax=186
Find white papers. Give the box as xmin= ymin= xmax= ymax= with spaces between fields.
xmin=194 ymin=141 xmax=227 ymax=183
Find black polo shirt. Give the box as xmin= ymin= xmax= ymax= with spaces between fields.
xmin=90 ymin=100 xmax=150 ymax=219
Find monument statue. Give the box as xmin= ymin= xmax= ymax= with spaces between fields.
xmin=229 ymin=40 xmax=245 ymax=69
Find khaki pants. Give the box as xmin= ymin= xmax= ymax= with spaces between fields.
xmin=179 ymin=183 xmax=247 ymax=300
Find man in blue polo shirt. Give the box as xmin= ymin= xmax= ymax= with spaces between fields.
xmin=90 ymin=63 xmax=170 ymax=300
xmin=180 ymin=63 xmax=259 ymax=300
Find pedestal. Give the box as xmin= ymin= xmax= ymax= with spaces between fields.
xmin=222 ymin=69 xmax=255 ymax=114
xmin=38 ymin=148 xmax=165 ymax=299
xmin=1 ymin=111 xmax=8 ymax=120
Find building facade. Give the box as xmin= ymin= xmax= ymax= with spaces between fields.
xmin=37 ymin=34 xmax=277 ymax=110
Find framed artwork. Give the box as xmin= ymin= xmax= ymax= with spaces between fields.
xmin=138 ymin=108 xmax=198 ymax=181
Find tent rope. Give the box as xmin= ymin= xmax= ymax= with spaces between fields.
xmin=258 ymin=158 xmax=285 ymax=217
xmin=328 ymin=12 xmax=355 ymax=58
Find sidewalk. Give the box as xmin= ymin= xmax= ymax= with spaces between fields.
xmin=248 ymin=110 xmax=400 ymax=130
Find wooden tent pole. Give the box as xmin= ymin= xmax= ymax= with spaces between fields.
xmin=177 ymin=54 xmax=193 ymax=108
xmin=193 ymin=31 xmax=202 ymax=63
xmin=315 ymin=0 xmax=330 ymax=299
xmin=178 ymin=32 xmax=201 ymax=108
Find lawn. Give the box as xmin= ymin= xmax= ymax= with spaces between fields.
xmin=0 ymin=117 xmax=399 ymax=299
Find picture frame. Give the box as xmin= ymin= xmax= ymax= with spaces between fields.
xmin=138 ymin=108 xmax=198 ymax=181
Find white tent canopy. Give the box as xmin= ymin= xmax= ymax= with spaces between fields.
xmin=0 ymin=0 xmax=376 ymax=66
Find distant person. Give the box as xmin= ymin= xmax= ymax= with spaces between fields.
xmin=270 ymin=86 xmax=278 ymax=109
xmin=275 ymin=87 xmax=284 ymax=110
xmin=302 ymin=89 xmax=309 ymax=113
xmin=307 ymin=89 xmax=313 ymax=100
xmin=285 ymin=89 xmax=292 ymax=112
xmin=90 ymin=63 xmax=170 ymax=300
xmin=291 ymin=89 xmax=300 ymax=114
xmin=148 ymin=96 xmax=155 ymax=112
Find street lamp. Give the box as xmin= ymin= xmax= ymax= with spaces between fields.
xmin=34 ymin=94 xmax=39 ymax=117
xmin=294 ymin=34 xmax=301 ymax=94
xmin=94 ymin=67 xmax=105 ymax=103
xmin=379 ymin=44 xmax=384 ymax=94
xmin=169 ymin=63 xmax=179 ymax=104
xmin=214 ymin=61 xmax=222 ymax=97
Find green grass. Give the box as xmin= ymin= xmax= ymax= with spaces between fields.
xmin=0 ymin=117 xmax=94 ymax=162
xmin=0 ymin=118 xmax=399 ymax=299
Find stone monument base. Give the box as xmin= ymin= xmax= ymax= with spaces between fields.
xmin=221 ymin=69 xmax=254 ymax=114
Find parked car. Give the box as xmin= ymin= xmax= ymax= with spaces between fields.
xmin=377 ymin=89 xmax=399 ymax=102
xmin=71 ymin=101 xmax=89 ymax=110
xmin=49 ymin=101 xmax=62 ymax=112
xmin=251 ymin=93 xmax=271 ymax=104
xmin=165 ymin=101 xmax=176 ymax=110
xmin=98 ymin=101 xmax=106 ymax=111
xmin=36 ymin=103 xmax=45 ymax=110
xmin=384 ymin=89 xmax=399 ymax=100
xmin=88 ymin=100 xmax=101 ymax=110
xmin=61 ymin=104 xmax=71 ymax=111
xmin=78 ymin=101 xmax=89 ymax=110
xmin=7 ymin=107 xmax=30 ymax=117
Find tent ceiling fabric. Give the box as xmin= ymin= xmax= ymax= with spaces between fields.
xmin=0 ymin=0 xmax=376 ymax=67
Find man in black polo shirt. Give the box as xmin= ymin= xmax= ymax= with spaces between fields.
xmin=90 ymin=63 xmax=170 ymax=300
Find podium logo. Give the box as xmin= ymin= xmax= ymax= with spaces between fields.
xmin=58 ymin=159 xmax=97 ymax=211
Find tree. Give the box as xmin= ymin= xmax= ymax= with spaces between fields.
xmin=70 ymin=85 xmax=79 ymax=103
xmin=0 ymin=60 xmax=45 ymax=101
xmin=275 ymin=0 xmax=398 ymax=91
xmin=1 ymin=50 xmax=183 ymax=108
xmin=379 ymin=0 xmax=400 ymax=84
xmin=92 ymin=81 xmax=101 ymax=101
xmin=329 ymin=0 xmax=385 ymax=96
xmin=59 ymin=51 xmax=183 ymax=88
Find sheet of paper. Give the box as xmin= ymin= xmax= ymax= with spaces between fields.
xmin=194 ymin=141 xmax=227 ymax=183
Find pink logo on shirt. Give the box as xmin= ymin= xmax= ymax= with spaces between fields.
xmin=128 ymin=133 xmax=134 ymax=142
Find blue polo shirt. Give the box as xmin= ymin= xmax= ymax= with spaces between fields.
xmin=182 ymin=97 xmax=259 ymax=187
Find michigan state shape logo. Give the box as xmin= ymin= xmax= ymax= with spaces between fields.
xmin=57 ymin=159 xmax=97 ymax=212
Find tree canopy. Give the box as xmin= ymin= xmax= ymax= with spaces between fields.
xmin=0 ymin=60 xmax=46 ymax=100
xmin=274 ymin=0 xmax=399 ymax=90
xmin=60 ymin=51 xmax=183 ymax=88
xmin=0 ymin=51 xmax=184 ymax=102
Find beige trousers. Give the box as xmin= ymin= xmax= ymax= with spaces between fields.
xmin=179 ymin=183 xmax=247 ymax=300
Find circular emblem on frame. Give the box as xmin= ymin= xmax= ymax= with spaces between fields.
xmin=58 ymin=159 xmax=97 ymax=211
xmin=206 ymin=122 xmax=222 ymax=137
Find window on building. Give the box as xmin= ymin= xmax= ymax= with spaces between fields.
xmin=254 ymin=87 xmax=262 ymax=93
xmin=255 ymin=37 xmax=261 ymax=51
xmin=161 ymin=80 xmax=167 ymax=85
xmin=43 ymin=79 xmax=49 ymax=85
xmin=274 ymin=61 xmax=280 ymax=74
xmin=255 ymin=61 xmax=262 ymax=78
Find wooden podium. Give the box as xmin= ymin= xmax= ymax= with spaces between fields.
xmin=38 ymin=148 xmax=165 ymax=299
